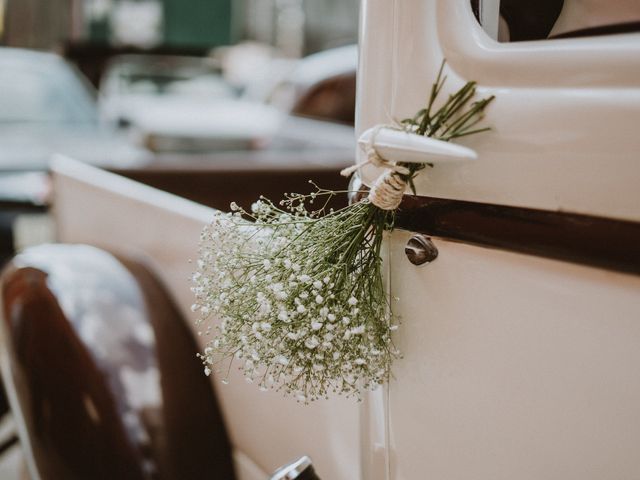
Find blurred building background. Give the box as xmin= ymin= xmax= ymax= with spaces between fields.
xmin=0 ymin=0 xmax=358 ymax=57
xmin=0 ymin=2 xmax=360 ymax=477
xmin=0 ymin=0 xmax=359 ymax=266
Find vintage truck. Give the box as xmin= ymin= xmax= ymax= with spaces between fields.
xmin=1 ymin=0 xmax=639 ymax=479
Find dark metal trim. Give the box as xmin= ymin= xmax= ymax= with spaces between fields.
xmin=396 ymin=195 xmax=640 ymax=275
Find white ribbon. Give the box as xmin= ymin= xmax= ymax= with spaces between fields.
xmin=341 ymin=125 xmax=410 ymax=211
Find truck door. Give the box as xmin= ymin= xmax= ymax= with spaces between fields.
xmin=356 ymin=1 xmax=640 ymax=479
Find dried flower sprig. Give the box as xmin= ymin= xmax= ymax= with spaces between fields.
xmin=192 ymin=61 xmax=494 ymax=402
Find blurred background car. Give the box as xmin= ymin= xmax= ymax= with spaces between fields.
xmin=98 ymin=53 xmax=255 ymax=153
xmin=98 ymin=53 xmax=284 ymax=153
xmin=0 ymin=47 xmax=150 ymax=266
xmin=98 ymin=45 xmax=356 ymax=154
xmin=98 ymin=53 xmax=280 ymax=153
xmin=269 ymin=43 xmax=357 ymax=125
xmin=100 ymin=44 xmax=358 ymax=212
xmin=99 ymin=54 xmax=238 ymax=128
xmin=0 ymin=47 xmax=150 ymax=172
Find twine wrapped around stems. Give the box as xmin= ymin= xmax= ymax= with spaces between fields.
xmin=340 ymin=125 xmax=410 ymax=211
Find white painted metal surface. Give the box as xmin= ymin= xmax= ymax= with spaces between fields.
xmin=357 ymin=1 xmax=640 ymax=479
xmin=51 ymin=157 xmax=360 ymax=480
xmin=387 ymin=232 xmax=640 ymax=480
xmin=358 ymin=0 xmax=640 ymax=222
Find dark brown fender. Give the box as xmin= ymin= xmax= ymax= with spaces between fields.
xmin=0 ymin=244 xmax=236 ymax=480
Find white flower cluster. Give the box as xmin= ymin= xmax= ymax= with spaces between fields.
xmin=192 ymin=194 xmax=400 ymax=402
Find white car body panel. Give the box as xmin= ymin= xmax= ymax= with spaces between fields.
xmin=357 ymin=0 xmax=640 ymax=221
xmin=51 ymin=158 xmax=360 ymax=480
xmin=385 ymin=232 xmax=640 ymax=480
xmin=357 ymin=1 xmax=640 ymax=479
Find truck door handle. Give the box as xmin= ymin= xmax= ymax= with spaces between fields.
xmin=357 ymin=125 xmax=477 ymax=165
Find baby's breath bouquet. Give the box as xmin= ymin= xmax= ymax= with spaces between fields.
xmin=192 ymin=62 xmax=494 ymax=402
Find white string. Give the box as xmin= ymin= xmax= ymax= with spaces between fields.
xmin=342 ymin=125 xmax=410 ymax=211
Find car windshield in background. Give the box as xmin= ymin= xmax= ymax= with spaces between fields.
xmin=121 ymin=70 xmax=234 ymax=98
xmin=0 ymin=55 xmax=97 ymax=125
xmin=104 ymin=56 xmax=237 ymax=99
xmin=0 ymin=48 xmax=149 ymax=172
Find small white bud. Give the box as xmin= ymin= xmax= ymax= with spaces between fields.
xmin=277 ymin=356 xmax=289 ymax=366
xmin=351 ymin=325 xmax=365 ymax=335
xmin=305 ymin=337 xmax=320 ymax=349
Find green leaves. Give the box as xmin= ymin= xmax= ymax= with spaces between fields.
xmin=397 ymin=59 xmax=494 ymax=188
xmin=401 ymin=60 xmax=494 ymax=141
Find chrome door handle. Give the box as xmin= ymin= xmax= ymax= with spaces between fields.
xmin=357 ymin=125 xmax=477 ymax=165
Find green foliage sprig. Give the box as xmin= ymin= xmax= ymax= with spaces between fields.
xmin=398 ymin=60 xmax=495 ymax=194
